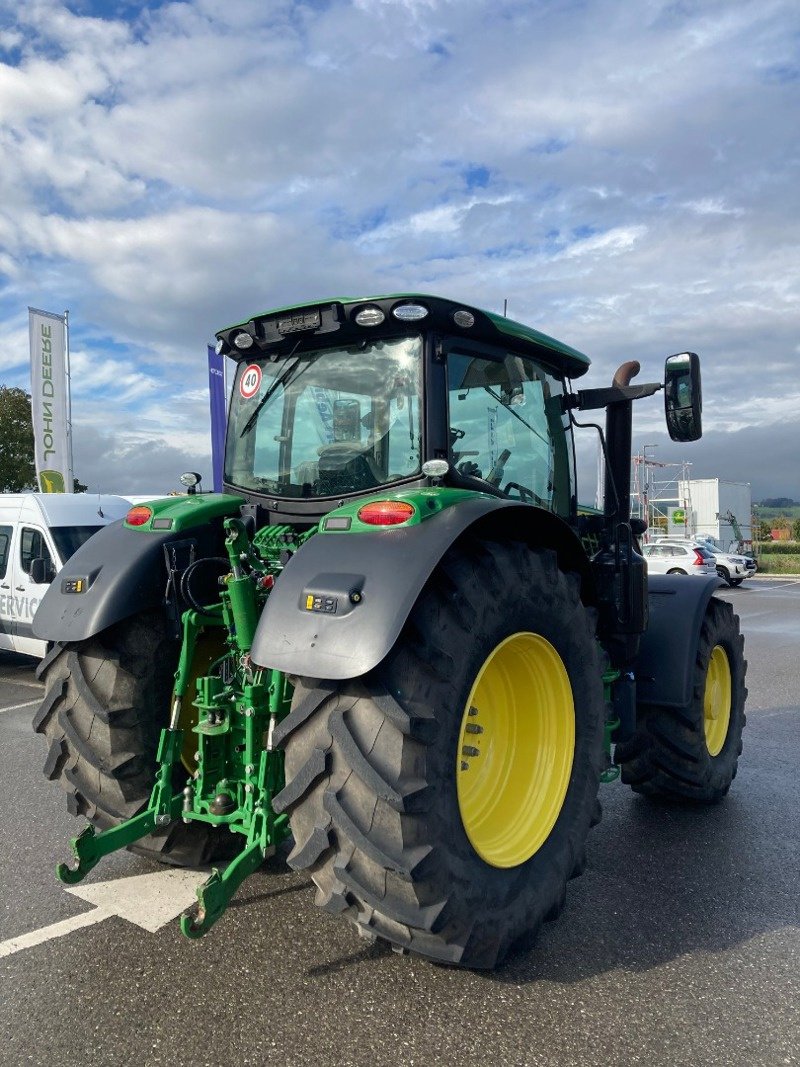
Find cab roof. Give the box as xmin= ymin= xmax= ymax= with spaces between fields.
xmin=217 ymin=293 xmax=591 ymax=378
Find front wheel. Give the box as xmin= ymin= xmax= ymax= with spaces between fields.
xmin=616 ymin=598 xmax=747 ymax=802
xmin=273 ymin=540 xmax=605 ymax=968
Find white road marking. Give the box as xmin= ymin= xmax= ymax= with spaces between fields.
xmin=0 ymin=698 xmax=41 ymax=714
xmin=64 ymin=868 xmax=202 ymax=933
xmin=0 ymin=869 xmax=203 ymax=958
xmin=0 ymin=908 xmax=113 ymax=958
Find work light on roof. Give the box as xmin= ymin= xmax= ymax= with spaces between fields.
xmin=233 ymin=332 xmax=254 ymax=350
xmin=392 ymin=303 xmax=428 ymax=322
xmin=354 ymin=306 xmax=385 ymax=327
xmin=453 ymin=309 xmax=475 ymax=328
xmin=215 ymin=338 xmax=226 ymax=354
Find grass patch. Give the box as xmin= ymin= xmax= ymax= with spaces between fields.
xmin=754 ymin=554 xmax=800 ymax=575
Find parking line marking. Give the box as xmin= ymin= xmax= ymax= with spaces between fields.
xmin=0 ymin=698 xmax=41 ymax=714
xmin=0 ymin=908 xmax=112 ymax=958
xmin=0 ymin=869 xmax=203 ymax=958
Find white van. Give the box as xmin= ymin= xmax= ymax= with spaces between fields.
xmin=0 ymin=494 xmax=133 ymax=659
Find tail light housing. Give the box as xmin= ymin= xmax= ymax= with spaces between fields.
xmin=126 ymin=505 xmax=152 ymax=526
xmin=357 ymin=501 xmax=415 ymax=526
xmin=692 ymin=549 xmax=705 ymax=567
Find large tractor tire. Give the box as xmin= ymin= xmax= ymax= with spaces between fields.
xmin=273 ymin=540 xmax=605 ymax=968
xmin=616 ymin=597 xmax=747 ymax=802
xmin=34 ymin=611 xmax=237 ymax=866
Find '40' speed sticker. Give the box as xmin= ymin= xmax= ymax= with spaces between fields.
xmin=239 ymin=364 xmax=262 ymax=399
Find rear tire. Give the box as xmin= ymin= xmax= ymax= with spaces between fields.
xmin=273 ymin=540 xmax=605 ymax=968
xmin=616 ymin=598 xmax=747 ymax=802
xmin=34 ymin=612 xmax=238 ymax=866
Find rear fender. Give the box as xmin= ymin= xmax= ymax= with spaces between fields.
xmin=32 ymin=494 xmax=244 ymax=643
xmin=633 ymin=574 xmax=722 ymax=708
xmin=250 ymin=496 xmax=593 ymax=681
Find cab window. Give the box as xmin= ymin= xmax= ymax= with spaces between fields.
xmin=0 ymin=526 xmax=11 ymax=580
xmin=446 ymin=345 xmax=571 ymax=515
xmin=20 ymin=528 xmax=53 ymax=577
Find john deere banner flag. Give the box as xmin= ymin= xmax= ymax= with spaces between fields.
xmin=207 ymin=344 xmax=226 ymax=492
xmin=28 ymin=307 xmax=72 ymax=493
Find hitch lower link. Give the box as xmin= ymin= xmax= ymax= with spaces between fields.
xmin=56 ymin=517 xmax=292 ymax=940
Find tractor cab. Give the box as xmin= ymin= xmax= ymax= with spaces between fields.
xmin=219 ymin=294 xmax=590 ymax=523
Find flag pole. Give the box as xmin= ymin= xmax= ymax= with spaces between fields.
xmin=65 ymin=309 xmax=75 ymax=491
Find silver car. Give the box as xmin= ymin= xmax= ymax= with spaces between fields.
xmin=649 ymin=537 xmax=754 ymax=586
xmin=641 ymin=541 xmax=718 ymax=577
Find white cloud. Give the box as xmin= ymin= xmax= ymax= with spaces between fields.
xmin=0 ymin=0 xmax=798 ymax=496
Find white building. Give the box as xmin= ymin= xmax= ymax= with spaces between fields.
xmin=672 ymin=479 xmax=752 ymax=549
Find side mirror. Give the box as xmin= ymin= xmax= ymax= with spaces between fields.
xmin=30 ymin=557 xmax=55 ymax=585
xmin=664 ymin=352 xmax=702 ymax=442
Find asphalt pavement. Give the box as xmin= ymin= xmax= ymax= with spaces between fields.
xmin=1 ymin=579 xmax=798 ymax=1067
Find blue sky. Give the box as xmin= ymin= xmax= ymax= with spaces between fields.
xmin=0 ymin=0 xmax=798 ymax=498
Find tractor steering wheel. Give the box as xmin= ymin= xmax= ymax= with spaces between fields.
xmin=503 ymin=481 xmax=535 ymax=503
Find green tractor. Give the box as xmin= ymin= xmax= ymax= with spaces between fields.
xmin=32 ymin=295 xmax=747 ymax=968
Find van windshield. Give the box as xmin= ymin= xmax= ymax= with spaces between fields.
xmin=50 ymin=526 xmax=104 ymax=563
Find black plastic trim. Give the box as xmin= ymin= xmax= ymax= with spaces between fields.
xmin=250 ymin=498 xmax=592 ymax=680
xmin=633 ymin=574 xmax=721 ymax=708
xmin=32 ymin=519 xmax=223 ymax=642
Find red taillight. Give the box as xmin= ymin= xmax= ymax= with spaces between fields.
xmin=126 ymin=505 xmax=153 ymax=526
xmin=357 ymin=500 xmax=415 ymax=526
xmin=692 ymin=549 xmax=704 ymax=566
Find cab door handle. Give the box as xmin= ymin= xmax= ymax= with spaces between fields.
xmin=0 ymin=582 xmax=10 ymax=589
xmin=15 ymin=585 xmax=25 ymax=591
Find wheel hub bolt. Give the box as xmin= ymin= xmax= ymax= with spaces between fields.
xmin=462 ymin=745 xmax=480 ymax=758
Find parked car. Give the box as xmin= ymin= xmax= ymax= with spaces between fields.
xmin=711 ymin=549 xmax=756 ymax=586
xmin=648 ymin=536 xmax=754 ymax=586
xmin=641 ymin=541 xmax=718 ymax=577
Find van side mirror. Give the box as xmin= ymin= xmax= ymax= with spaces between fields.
xmin=664 ymin=352 xmax=702 ymax=442
xmin=30 ymin=557 xmax=56 ymax=584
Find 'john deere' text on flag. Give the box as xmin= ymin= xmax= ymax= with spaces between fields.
xmin=28 ymin=308 xmax=71 ymax=493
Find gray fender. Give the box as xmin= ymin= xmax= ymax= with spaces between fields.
xmin=32 ymin=520 xmax=219 ymax=643
xmin=633 ymin=574 xmax=722 ymax=708
xmin=251 ymin=497 xmax=592 ymax=680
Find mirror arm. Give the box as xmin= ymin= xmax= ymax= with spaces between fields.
xmin=564 ymin=382 xmax=662 ymax=412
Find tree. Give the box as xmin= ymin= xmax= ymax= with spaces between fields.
xmin=0 ymin=386 xmax=37 ymax=491
xmin=792 ymin=518 xmax=800 ymax=542
xmin=0 ymin=385 xmax=88 ymax=492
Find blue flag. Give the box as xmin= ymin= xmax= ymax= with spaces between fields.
xmin=207 ymin=345 xmax=226 ymax=492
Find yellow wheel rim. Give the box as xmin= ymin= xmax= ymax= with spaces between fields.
xmin=704 ymin=644 xmax=732 ymax=757
xmin=456 ymin=632 xmax=575 ymax=869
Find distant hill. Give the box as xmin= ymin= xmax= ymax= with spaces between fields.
xmin=757 ymin=498 xmax=798 ymax=508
